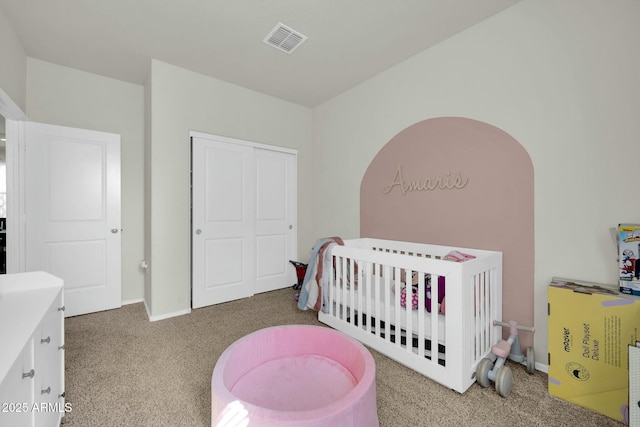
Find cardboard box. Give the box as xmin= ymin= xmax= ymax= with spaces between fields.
xmin=619 ymin=224 xmax=640 ymax=295
xmin=548 ymin=277 xmax=640 ymax=423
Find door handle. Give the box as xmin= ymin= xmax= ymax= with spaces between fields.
xmin=111 ymin=228 xmax=119 ymax=234
xmin=195 ymin=229 xmax=202 ymax=235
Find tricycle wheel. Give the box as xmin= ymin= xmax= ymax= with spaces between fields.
xmin=495 ymin=365 xmax=513 ymax=397
xmin=476 ymin=357 xmax=493 ymax=388
xmin=526 ymin=347 xmax=535 ymax=374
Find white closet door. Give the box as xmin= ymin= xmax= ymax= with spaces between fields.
xmin=192 ymin=136 xmax=255 ymax=308
xmin=254 ymin=148 xmax=296 ymax=294
xmin=191 ymin=134 xmax=296 ymax=309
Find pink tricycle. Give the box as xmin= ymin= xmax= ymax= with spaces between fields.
xmin=475 ymin=320 xmax=535 ymax=397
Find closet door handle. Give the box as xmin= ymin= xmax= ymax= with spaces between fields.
xmin=195 ymin=229 xmax=202 ymax=235
xmin=41 ymin=386 xmax=51 ymax=395
xmin=22 ymin=369 xmax=35 ymax=379
xmin=41 ymin=336 xmax=51 ymax=344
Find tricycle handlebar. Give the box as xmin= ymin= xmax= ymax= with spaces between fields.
xmin=493 ymin=320 xmax=535 ymax=334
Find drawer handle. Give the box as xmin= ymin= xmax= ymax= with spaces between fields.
xmin=41 ymin=336 xmax=51 ymax=344
xmin=41 ymin=386 xmax=51 ymax=395
xmin=22 ymin=369 xmax=35 ymax=379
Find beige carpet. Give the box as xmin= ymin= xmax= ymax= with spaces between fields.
xmin=62 ymin=288 xmax=621 ymax=427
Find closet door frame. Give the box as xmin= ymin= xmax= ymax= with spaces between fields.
xmin=190 ymin=131 xmax=297 ymax=308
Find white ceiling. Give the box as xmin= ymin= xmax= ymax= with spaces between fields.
xmin=0 ymin=0 xmax=521 ymax=107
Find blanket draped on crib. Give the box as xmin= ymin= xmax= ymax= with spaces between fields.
xmin=297 ymin=237 xmax=345 ymax=312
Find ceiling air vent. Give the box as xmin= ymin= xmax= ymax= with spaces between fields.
xmin=263 ymin=23 xmax=307 ymax=54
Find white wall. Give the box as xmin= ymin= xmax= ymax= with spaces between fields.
xmin=147 ymin=60 xmax=313 ymax=318
xmin=0 ymin=6 xmax=26 ymax=113
xmin=312 ymin=0 xmax=640 ymax=365
xmin=26 ymin=58 xmax=146 ymax=303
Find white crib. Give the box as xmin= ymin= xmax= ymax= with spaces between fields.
xmin=317 ymin=238 xmax=502 ymax=393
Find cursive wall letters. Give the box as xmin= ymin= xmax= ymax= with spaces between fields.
xmin=382 ymin=165 xmax=469 ymax=195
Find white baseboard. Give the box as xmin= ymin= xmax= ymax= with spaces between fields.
xmin=143 ymin=300 xmax=152 ymax=320
xmin=121 ymin=298 xmax=144 ymax=306
xmin=535 ymin=362 xmax=549 ymax=374
xmin=145 ymin=305 xmax=191 ymax=322
xmin=512 ymin=359 xmax=548 ymax=374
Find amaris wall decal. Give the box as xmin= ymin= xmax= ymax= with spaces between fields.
xmin=382 ymin=165 xmax=469 ymax=195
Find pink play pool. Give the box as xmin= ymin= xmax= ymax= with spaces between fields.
xmin=211 ymin=325 xmax=378 ymax=427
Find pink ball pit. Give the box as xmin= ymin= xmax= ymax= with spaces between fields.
xmin=211 ymin=325 xmax=378 ymax=427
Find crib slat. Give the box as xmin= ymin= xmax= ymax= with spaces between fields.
xmin=334 ymin=255 xmax=340 ymax=319
xmin=349 ymin=258 xmax=356 ymax=326
xmin=394 ymin=266 xmax=401 ymax=348
xmin=490 ymin=268 xmax=500 ymax=347
xmin=383 ymin=265 xmax=391 ymax=344
xmin=476 ymin=271 xmax=489 ymax=359
xmin=417 ymin=272 xmax=425 ymax=359
xmin=405 ymin=269 xmax=413 ymax=354
xmin=480 ymin=272 xmax=487 ymax=359
xmin=357 ymin=261 xmax=363 ymax=332
xmin=374 ymin=263 xmax=381 ymax=337
xmin=430 ymin=275 xmax=439 ymax=363
xmin=362 ymin=262 xmax=369 ymax=334
xmin=474 ymin=273 xmax=481 ymax=361
xmin=354 ymin=261 xmax=367 ymax=328
xmin=336 ymin=257 xmax=348 ymax=320
xmin=328 ymin=255 xmax=335 ymax=317
xmin=483 ymin=271 xmax=490 ymax=355
xmin=483 ymin=273 xmax=489 ymax=358
xmin=344 ymin=256 xmax=349 ymax=322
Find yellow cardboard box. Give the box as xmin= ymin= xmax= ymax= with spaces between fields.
xmin=548 ymin=277 xmax=640 ymax=423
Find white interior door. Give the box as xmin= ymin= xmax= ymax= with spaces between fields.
xmin=191 ymin=133 xmax=296 ymax=309
xmin=24 ymin=122 xmax=121 ymax=317
xmin=192 ymin=136 xmax=255 ymax=308
xmin=254 ymin=148 xmax=296 ymax=294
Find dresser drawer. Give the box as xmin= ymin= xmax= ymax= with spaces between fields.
xmin=34 ymin=357 xmax=64 ymax=427
xmin=0 ymin=341 xmax=35 ymax=427
xmin=34 ymin=296 xmax=64 ymax=370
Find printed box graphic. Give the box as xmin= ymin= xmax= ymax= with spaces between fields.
xmin=619 ymin=224 xmax=640 ymax=295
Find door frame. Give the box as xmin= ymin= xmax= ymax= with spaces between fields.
xmin=190 ymin=132 xmax=298 ymax=156
xmin=189 ymin=131 xmax=298 ymax=306
xmin=0 ymin=88 xmax=28 ymax=274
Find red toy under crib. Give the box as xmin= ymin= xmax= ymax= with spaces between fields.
xmin=289 ymin=260 xmax=308 ymax=290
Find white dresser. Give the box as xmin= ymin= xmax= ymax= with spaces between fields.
xmin=0 ymin=272 xmax=65 ymax=427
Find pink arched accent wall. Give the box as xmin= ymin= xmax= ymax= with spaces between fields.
xmin=361 ymin=117 xmax=534 ymax=347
